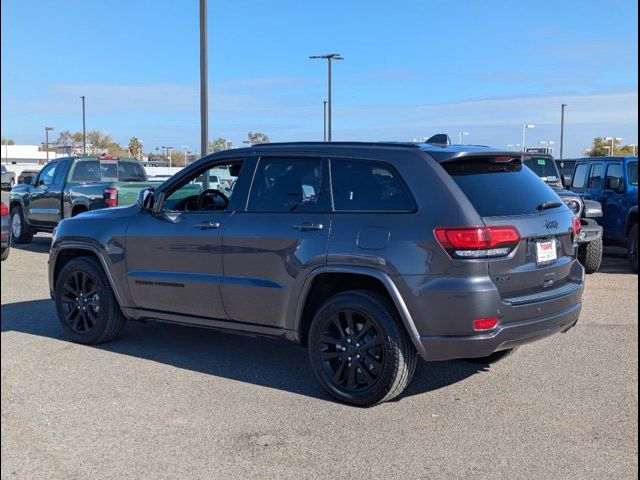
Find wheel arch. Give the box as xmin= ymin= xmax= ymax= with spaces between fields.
xmin=292 ymin=266 xmax=427 ymax=358
xmin=51 ymin=244 xmax=127 ymax=309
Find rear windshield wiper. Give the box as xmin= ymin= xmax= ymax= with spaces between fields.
xmin=537 ymin=201 xmax=563 ymax=211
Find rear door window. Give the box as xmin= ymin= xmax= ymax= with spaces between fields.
xmin=71 ymin=161 xmax=101 ymax=182
xmin=331 ymin=159 xmax=415 ymax=212
xmin=442 ymin=157 xmax=563 ymax=217
xmin=587 ymin=163 xmax=603 ymax=189
xmin=572 ymin=164 xmax=589 ymax=190
xmin=605 ymin=163 xmax=623 ymax=189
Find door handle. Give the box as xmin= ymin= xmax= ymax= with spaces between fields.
xmin=194 ymin=221 xmax=220 ymax=230
xmin=292 ymin=222 xmax=324 ymax=232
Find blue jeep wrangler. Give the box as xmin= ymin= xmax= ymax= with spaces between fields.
xmin=570 ymin=156 xmax=638 ymax=272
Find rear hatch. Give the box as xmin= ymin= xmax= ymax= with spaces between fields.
xmin=441 ymin=155 xmax=580 ymax=302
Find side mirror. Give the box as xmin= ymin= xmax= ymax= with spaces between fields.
xmin=137 ymin=187 xmax=155 ymax=211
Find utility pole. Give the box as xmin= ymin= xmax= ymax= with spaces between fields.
xmin=323 ymin=100 xmax=328 ymax=142
xmin=80 ymin=96 xmax=86 ymax=155
xmin=310 ymin=54 xmax=343 ymax=142
xmin=44 ymin=127 xmax=54 ymax=163
xmin=560 ymin=104 xmax=567 ymax=160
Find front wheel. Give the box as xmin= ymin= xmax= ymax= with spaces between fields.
xmin=10 ymin=205 xmax=33 ymax=244
xmin=308 ymin=290 xmax=417 ymax=407
xmin=54 ymin=257 xmax=125 ymax=344
xmin=628 ymin=224 xmax=638 ymax=274
xmin=577 ymin=219 xmax=603 ymax=274
xmin=1 ymin=246 xmax=9 ymax=261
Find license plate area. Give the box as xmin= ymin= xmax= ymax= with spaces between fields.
xmin=535 ymin=239 xmax=558 ymax=265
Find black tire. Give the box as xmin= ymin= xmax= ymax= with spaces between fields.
xmin=308 ymin=290 xmax=417 ymax=407
xmin=10 ymin=204 xmax=34 ymax=244
xmin=577 ymin=219 xmax=603 ymax=274
xmin=1 ymin=246 xmax=9 ymax=261
xmin=628 ymin=223 xmax=638 ymax=274
xmin=54 ymin=256 xmax=125 ymax=344
xmin=465 ymin=347 xmax=518 ymax=364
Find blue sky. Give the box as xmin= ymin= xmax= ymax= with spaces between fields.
xmin=1 ymin=0 xmax=638 ymax=156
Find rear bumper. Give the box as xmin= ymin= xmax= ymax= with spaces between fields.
xmin=419 ymin=302 xmax=581 ymax=361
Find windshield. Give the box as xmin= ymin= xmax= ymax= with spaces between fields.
xmin=628 ymin=161 xmax=638 ymax=186
xmin=523 ymin=157 xmax=560 ymax=183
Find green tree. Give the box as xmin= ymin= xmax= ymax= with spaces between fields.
xmin=128 ymin=137 xmax=142 ymax=159
xmin=1 ymin=138 xmax=15 ymax=145
xmin=587 ymin=137 xmax=636 ymax=157
xmin=246 ymin=131 xmax=270 ymax=145
xmin=208 ymin=138 xmax=233 ymax=153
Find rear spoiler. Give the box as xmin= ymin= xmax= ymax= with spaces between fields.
xmin=429 ymin=150 xmax=524 ymax=163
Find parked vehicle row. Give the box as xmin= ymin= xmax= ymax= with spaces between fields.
xmin=1 ymin=202 xmax=10 ymax=261
xmin=1 ymin=165 xmax=16 ymax=190
xmin=49 ymin=140 xmax=584 ymax=406
xmin=524 ymin=155 xmax=603 ymax=273
xmin=9 ymin=156 xmax=161 ymax=244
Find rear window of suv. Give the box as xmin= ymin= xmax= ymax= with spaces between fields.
xmin=442 ymin=157 xmax=563 ymax=217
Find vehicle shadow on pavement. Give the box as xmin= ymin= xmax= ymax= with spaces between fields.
xmin=598 ymin=250 xmax=635 ymax=274
xmin=10 ymin=235 xmax=52 ymax=254
xmin=1 ymin=299 xmax=488 ymax=405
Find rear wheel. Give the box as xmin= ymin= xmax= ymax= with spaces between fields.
xmin=10 ymin=205 xmax=33 ymax=244
xmin=308 ymin=290 xmax=417 ymax=407
xmin=1 ymin=246 xmax=9 ymax=261
xmin=54 ymin=257 xmax=125 ymax=344
xmin=577 ymin=219 xmax=603 ymax=274
xmin=628 ymin=223 xmax=638 ymax=274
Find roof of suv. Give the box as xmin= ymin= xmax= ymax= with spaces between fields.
xmin=249 ymin=141 xmax=519 ymax=163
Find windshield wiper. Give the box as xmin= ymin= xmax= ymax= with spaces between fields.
xmin=537 ymin=201 xmax=563 ymax=211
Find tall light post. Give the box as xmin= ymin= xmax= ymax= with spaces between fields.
xmin=199 ymin=0 xmax=208 ymax=160
xmin=80 ymin=96 xmax=86 ymax=155
xmin=521 ymin=124 xmax=535 ymax=151
xmin=162 ymin=146 xmax=173 ymax=167
xmin=44 ymin=127 xmax=54 ymax=163
xmin=604 ymin=137 xmax=622 ymax=156
xmin=602 ymin=146 xmax=612 ymax=156
xmin=310 ymin=53 xmax=343 ymax=142
xmin=181 ymin=145 xmax=190 ymax=165
xmin=457 ymin=131 xmax=469 ymax=144
xmin=323 ymin=100 xmax=328 ymax=142
xmin=560 ymin=104 xmax=567 ymax=160
xmin=630 ymin=144 xmax=637 ymax=156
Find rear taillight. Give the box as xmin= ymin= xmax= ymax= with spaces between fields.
xmin=473 ymin=317 xmax=499 ymax=331
xmin=104 ymin=188 xmax=118 ymax=208
xmin=434 ymin=226 xmax=520 ymax=259
xmin=0 ymin=203 xmax=8 ymax=216
xmin=572 ymin=217 xmax=581 ymax=237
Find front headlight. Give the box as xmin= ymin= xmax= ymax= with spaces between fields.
xmin=562 ymin=196 xmax=583 ymax=217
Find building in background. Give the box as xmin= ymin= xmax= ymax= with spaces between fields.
xmin=1 ymin=145 xmax=62 ymax=165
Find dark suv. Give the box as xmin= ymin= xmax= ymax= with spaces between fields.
xmin=49 ymin=141 xmax=584 ymax=406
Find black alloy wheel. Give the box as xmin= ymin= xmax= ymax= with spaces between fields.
xmin=60 ymin=270 xmax=101 ymax=333
xmin=317 ymin=308 xmax=384 ymax=391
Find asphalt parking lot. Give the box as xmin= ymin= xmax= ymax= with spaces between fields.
xmin=1 ymin=229 xmax=638 ymax=479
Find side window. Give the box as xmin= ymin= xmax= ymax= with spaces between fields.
xmin=587 ymin=163 xmax=603 ymax=189
xmin=572 ymin=164 xmax=589 ymax=189
xmin=37 ymin=162 xmax=57 ymax=186
xmin=605 ymin=164 xmax=623 ymax=189
xmin=248 ymin=157 xmax=326 ymax=212
xmin=163 ymin=161 xmax=243 ymax=212
xmin=331 ymin=159 xmax=415 ymax=212
xmin=52 ymin=159 xmax=70 ymax=185
xmin=71 ymin=161 xmax=101 ymax=182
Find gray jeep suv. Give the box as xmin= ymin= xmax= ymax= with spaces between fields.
xmin=49 ymin=141 xmax=585 ymax=406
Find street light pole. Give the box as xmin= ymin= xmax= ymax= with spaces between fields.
xmin=44 ymin=127 xmax=54 ymax=163
xmin=310 ymin=54 xmax=343 ymax=142
xmin=522 ymin=124 xmax=535 ymax=152
xmin=560 ymin=104 xmax=567 ymax=160
xmin=457 ymin=131 xmax=469 ymax=144
xmin=323 ymin=100 xmax=327 ymax=142
xmin=80 ymin=96 xmax=86 ymax=155
xmin=181 ymin=145 xmax=189 ymax=165
xmin=199 ymin=0 xmax=208 ymax=160
xmin=604 ymin=137 xmax=622 ymax=157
